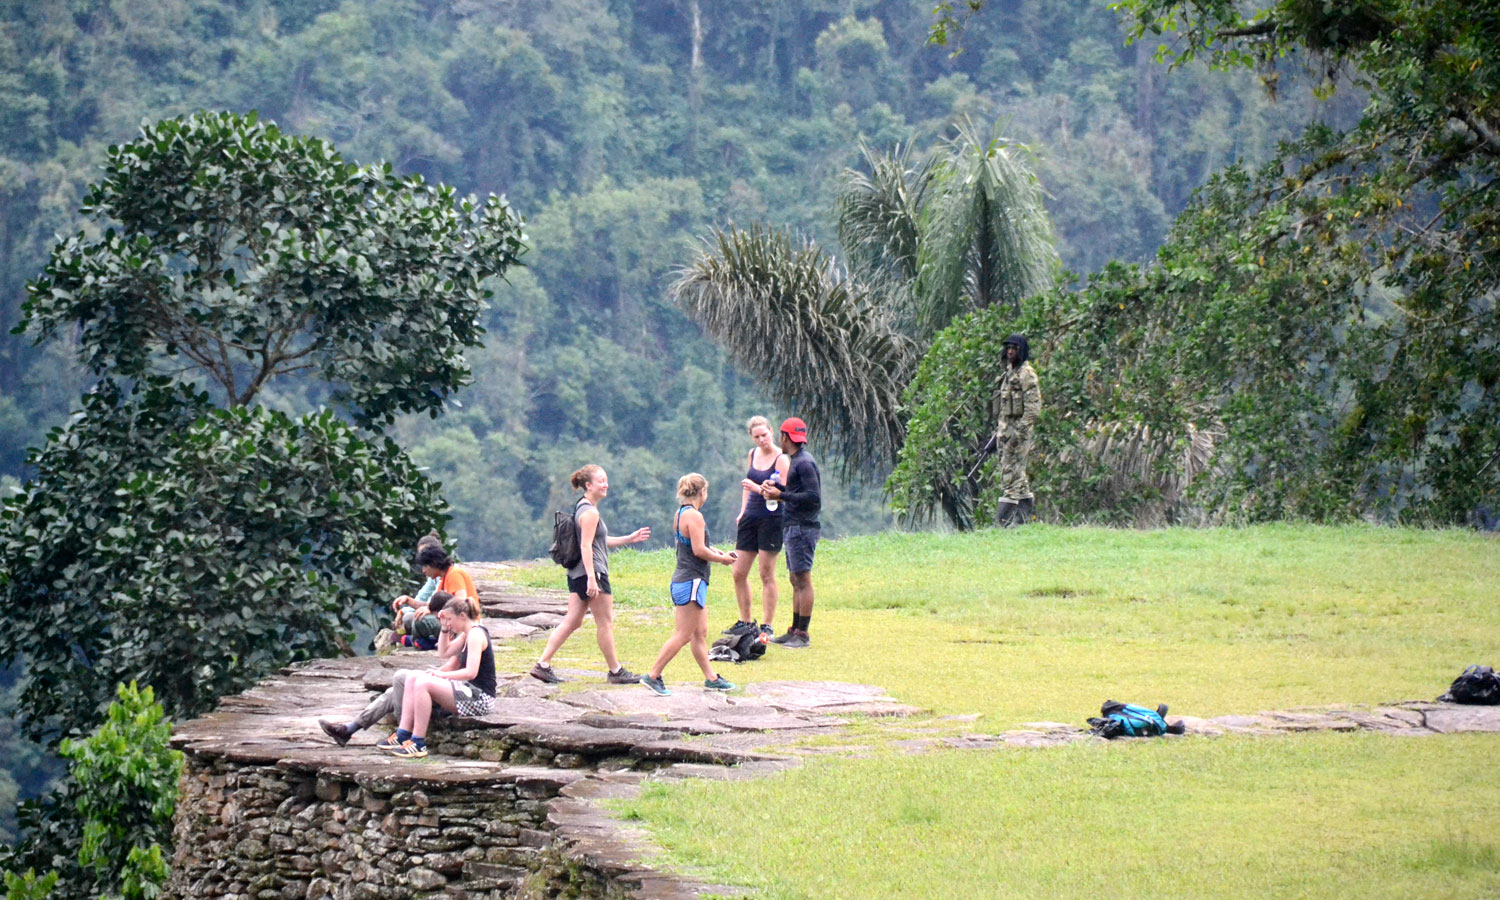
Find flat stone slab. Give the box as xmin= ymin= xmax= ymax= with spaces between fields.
xmin=1417 ymin=704 xmax=1500 ymax=733
xmin=744 ymin=680 xmax=922 ymax=717
xmin=560 ymin=688 xmax=735 ymax=717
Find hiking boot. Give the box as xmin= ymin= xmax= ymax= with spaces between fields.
xmin=373 ymin=628 xmax=396 ymax=654
xmin=1017 ymin=497 xmax=1035 ymax=524
xmin=780 ymin=629 xmax=811 ymax=649
xmin=639 ymin=674 xmax=671 ymax=696
xmin=722 ymin=620 xmax=757 ymax=636
xmin=318 ymin=719 xmax=353 ymax=747
xmin=606 ymin=666 xmax=639 ymax=685
xmin=995 ymin=499 xmax=1018 ymax=528
xmin=390 ymin=739 xmax=427 ymax=759
xmin=703 ymin=675 xmax=735 ymax=691
xmin=530 ymin=663 xmax=565 ymax=684
xmin=375 ymin=732 xmax=402 ymax=752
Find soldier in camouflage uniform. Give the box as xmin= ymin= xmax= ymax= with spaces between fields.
xmin=994 ymin=334 xmax=1041 ymax=526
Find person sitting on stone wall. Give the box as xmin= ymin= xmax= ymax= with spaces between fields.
xmin=375 ymin=532 xmax=445 ymax=652
xmin=318 ymin=591 xmax=459 ymax=747
xmin=382 ymin=593 xmax=496 ymax=759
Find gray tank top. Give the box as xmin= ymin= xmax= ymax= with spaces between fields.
xmin=566 ymin=498 xmax=609 ymax=580
xmin=670 ymin=505 xmax=712 ymax=584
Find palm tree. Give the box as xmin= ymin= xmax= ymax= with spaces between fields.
xmin=671 ymin=118 xmax=1056 ymax=475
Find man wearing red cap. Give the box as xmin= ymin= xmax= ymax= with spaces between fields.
xmin=758 ymin=417 xmax=820 ymax=648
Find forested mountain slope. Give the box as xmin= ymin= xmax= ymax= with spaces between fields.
xmin=0 ymin=0 xmax=1345 ymax=561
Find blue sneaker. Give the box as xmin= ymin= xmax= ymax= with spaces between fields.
xmin=639 ymin=674 xmax=671 ymax=696
xmin=703 ymin=675 xmax=735 ymax=691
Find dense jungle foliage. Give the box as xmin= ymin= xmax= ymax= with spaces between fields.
xmin=0 ymin=0 xmax=1399 ymax=852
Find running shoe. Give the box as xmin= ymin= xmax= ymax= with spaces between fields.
xmin=703 ymin=676 xmax=735 ymax=691
xmin=529 ymin=663 xmax=565 ymax=684
xmin=390 ymin=739 xmax=427 ymax=759
xmin=318 ymin=719 xmax=353 ymax=747
xmin=759 ymin=623 xmax=774 ymax=638
xmin=606 ymin=666 xmax=639 ymax=685
xmin=769 ymin=629 xmax=798 ymax=645
xmin=375 ymin=732 xmax=402 ymax=751
xmin=639 ymin=674 xmax=671 ymax=696
xmin=779 ymin=630 xmax=811 ymax=649
xmin=722 ymin=620 xmax=757 ymax=636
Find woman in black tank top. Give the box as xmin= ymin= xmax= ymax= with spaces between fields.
xmin=386 ymin=595 xmax=496 ymax=759
xmin=730 ymin=416 xmax=790 ymax=637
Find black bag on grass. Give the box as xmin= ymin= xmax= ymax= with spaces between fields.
xmin=709 ymin=630 xmax=766 ymax=663
xmin=1438 ymin=665 xmax=1500 ymax=705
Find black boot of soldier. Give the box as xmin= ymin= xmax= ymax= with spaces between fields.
xmin=995 ymin=499 xmax=1018 ymax=528
xmin=1016 ymin=497 xmax=1035 ymax=525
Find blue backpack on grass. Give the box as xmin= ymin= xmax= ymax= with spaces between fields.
xmin=1088 ymin=700 xmax=1184 ymax=738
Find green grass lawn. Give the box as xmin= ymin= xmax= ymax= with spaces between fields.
xmin=621 ymin=733 xmax=1500 ymax=900
xmin=507 ymin=525 xmax=1500 ymax=899
xmin=509 ymin=525 xmax=1500 ymax=724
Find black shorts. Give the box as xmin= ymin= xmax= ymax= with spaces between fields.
xmin=566 ymin=573 xmax=613 ymax=598
xmin=736 ymin=516 xmax=784 ymax=553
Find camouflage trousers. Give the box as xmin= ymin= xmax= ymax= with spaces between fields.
xmin=998 ymin=422 xmax=1033 ymax=501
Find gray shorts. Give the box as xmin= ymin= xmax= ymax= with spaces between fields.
xmin=783 ymin=524 xmax=820 ymax=574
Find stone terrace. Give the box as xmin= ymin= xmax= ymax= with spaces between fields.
xmin=166 ymin=569 xmax=919 ymax=900
xmin=166 ymin=565 xmax=1500 ymax=900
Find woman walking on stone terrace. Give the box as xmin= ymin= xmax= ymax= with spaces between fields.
xmin=530 ymin=465 xmax=651 ymax=685
xmin=727 ymin=416 xmax=789 ymax=640
xmin=640 ymin=474 xmax=738 ymax=696
xmin=382 ymin=594 xmax=495 ymax=759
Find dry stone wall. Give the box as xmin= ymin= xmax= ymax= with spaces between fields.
xmin=164 ymin=576 xmax=916 ymax=899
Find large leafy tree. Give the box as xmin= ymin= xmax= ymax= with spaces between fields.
xmin=673 ymin=119 xmax=1055 ymax=473
xmin=0 ymin=110 xmax=525 ymax=742
xmin=899 ymin=0 xmax=1499 ymax=523
xmin=20 ymin=110 xmax=523 ymax=425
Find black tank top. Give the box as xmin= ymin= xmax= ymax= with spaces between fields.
xmin=743 ymin=449 xmax=784 ymax=520
xmin=457 ymin=625 xmax=496 ymax=697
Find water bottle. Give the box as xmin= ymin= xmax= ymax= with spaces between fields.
xmin=764 ymin=474 xmax=780 ymax=512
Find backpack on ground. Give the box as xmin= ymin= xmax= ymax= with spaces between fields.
xmin=1087 ymin=699 xmax=1185 ymax=738
xmin=709 ymin=630 xmax=767 ymax=663
xmin=1439 ymin=665 xmax=1500 ymax=705
xmin=549 ymin=506 xmax=581 ymax=568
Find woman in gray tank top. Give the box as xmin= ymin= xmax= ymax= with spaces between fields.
xmin=530 ymin=464 xmax=651 ymax=686
xmin=639 ymin=473 xmax=738 ymax=696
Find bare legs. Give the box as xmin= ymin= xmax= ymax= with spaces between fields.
xmin=789 ymin=570 xmax=814 ymax=620
xmin=730 ymin=549 xmax=781 ymax=627
xmin=537 ymin=592 xmax=621 ymax=671
xmin=398 ymin=674 xmax=457 ymax=739
xmin=648 ymin=603 xmax=715 ymax=681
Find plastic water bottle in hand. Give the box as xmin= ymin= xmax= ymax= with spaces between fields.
xmin=764 ymin=474 xmax=779 ymax=512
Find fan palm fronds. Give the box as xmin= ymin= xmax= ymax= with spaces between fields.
xmin=671 ymin=225 xmax=917 ymax=473
xmin=835 ymin=141 xmax=933 ymax=330
xmin=915 ymin=118 xmax=1057 ymax=338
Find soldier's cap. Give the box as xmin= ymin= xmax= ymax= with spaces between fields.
xmin=779 ymin=417 xmax=808 ymax=443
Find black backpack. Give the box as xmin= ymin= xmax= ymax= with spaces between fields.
xmin=549 ymin=505 xmax=581 ymax=568
xmin=709 ymin=630 xmax=766 ymax=663
xmin=1439 ymin=665 xmax=1500 ymax=705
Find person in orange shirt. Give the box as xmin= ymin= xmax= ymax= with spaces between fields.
xmin=416 ymin=546 xmax=477 ymax=605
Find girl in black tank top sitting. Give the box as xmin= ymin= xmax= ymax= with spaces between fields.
xmin=730 ymin=416 xmax=790 ymax=638
xmin=639 ymin=474 xmax=738 ymax=696
xmin=384 ymin=594 xmax=496 ymax=759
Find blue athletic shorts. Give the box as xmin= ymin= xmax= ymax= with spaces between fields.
xmin=669 ymin=579 xmax=708 ymax=608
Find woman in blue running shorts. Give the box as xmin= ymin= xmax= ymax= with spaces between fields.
xmin=640 ymin=473 xmax=737 ymax=696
